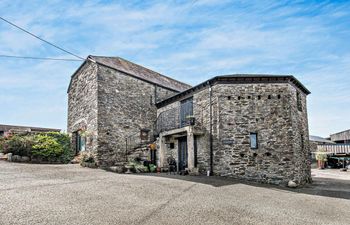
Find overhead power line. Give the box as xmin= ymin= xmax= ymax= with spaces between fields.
xmin=0 ymin=16 xmax=85 ymax=60
xmin=0 ymin=54 xmax=83 ymax=61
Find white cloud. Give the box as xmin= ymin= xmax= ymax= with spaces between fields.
xmin=0 ymin=0 xmax=349 ymax=135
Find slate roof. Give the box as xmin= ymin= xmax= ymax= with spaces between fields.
xmin=68 ymin=56 xmax=191 ymax=93
xmin=156 ymin=74 xmax=311 ymax=108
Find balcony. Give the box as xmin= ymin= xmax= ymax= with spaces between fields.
xmin=155 ymin=101 xmax=195 ymax=135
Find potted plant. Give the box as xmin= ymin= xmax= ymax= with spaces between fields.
xmin=125 ymin=163 xmax=134 ymax=174
xmin=186 ymin=115 xmax=196 ymax=126
xmin=80 ymin=152 xmax=97 ymax=168
xmin=149 ymin=164 xmax=157 ymax=173
xmin=315 ymin=152 xmax=327 ymax=169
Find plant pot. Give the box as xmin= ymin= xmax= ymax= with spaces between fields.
xmin=189 ymin=117 xmax=195 ymax=126
xmin=125 ymin=165 xmax=133 ymax=174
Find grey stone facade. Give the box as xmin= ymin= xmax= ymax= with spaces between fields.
xmin=156 ymin=76 xmax=311 ymax=186
xmin=68 ymin=56 xmax=311 ymax=186
xmin=67 ymin=56 xmax=190 ymax=167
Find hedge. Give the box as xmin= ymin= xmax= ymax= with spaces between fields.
xmin=0 ymin=132 xmax=73 ymax=164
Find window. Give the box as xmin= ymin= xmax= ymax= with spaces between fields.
xmin=297 ymin=92 xmax=302 ymax=111
xmin=75 ymin=130 xmax=86 ymax=154
xmin=250 ymin=133 xmax=258 ymax=149
xmin=140 ymin=129 xmax=150 ymax=141
xmin=301 ymin=134 xmax=304 ymax=150
xmin=180 ymin=97 xmax=193 ymax=127
xmin=0 ymin=131 xmax=4 ymax=137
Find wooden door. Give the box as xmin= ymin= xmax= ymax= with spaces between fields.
xmin=178 ymin=137 xmax=188 ymax=171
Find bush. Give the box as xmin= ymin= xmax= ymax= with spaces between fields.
xmin=45 ymin=132 xmax=73 ymax=163
xmin=2 ymin=135 xmax=34 ymax=156
xmin=32 ymin=135 xmax=64 ymax=161
xmin=1 ymin=132 xmax=73 ymax=163
xmin=0 ymin=137 xmax=5 ymax=153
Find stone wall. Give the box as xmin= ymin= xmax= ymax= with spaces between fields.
xmin=96 ymin=65 xmax=177 ymax=167
xmin=212 ymin=83 xmax=311 ymax=185
xmin=156 ymin=82 xmax=311 ymax=185
xmin=67 ymin=61 xmax=99 ymax=154
xmin=192 ymin=88 xmax=214 ymax=174
xmin=288 ymin=85 xmax=311 ymax=184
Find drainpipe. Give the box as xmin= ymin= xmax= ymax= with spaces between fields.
xmin=125 ymin=138 xmax=128 ymax=162
xmin=208 ymin=81 xmax=213 ymax=176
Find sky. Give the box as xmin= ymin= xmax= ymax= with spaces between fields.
xmin=0 ymin=0 xmax=349 ymax=137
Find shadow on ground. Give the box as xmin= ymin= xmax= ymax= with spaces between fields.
xmin=131 ymin=172 xmax=350 ymax=200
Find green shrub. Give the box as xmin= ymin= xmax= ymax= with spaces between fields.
xmin=2 ymin=135 xmax=34 ymax=156
xmin=0 ymin=137 xmax=5 ymax=153
xmin=44 ymin=132 xmax=73 ymax=163
xmin=315 ymin=152 xmax=328 ymax=162
xmin=32 ymin=135 xmax=64 ymax=161
xmin=1 ymin=132 xmax=73 ymax=163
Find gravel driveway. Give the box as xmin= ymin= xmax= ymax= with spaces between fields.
xmin=0 ymin=161 xmax=349 ymax=225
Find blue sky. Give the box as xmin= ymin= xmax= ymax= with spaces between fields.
xmin=0 ymin=0 xmax=349 ymax=137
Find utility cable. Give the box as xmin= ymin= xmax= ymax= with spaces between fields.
xmin=0 ymin=54 xmax=83 ymax=61
xmin=0 ymin=16 xmax=85 ymax=60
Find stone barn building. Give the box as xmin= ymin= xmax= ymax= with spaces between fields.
xmin=68 ymin=56 xmax=311 ymax=186
xmin=67 ymin=56 xmax=191 ymax=165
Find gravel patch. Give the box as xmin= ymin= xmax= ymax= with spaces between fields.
xmin=0 ymin=161 xmax=349 ymax=225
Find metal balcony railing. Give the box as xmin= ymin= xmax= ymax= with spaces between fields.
xmin=155 ymin=103 xmax=195 ymax=135
xmin=155 ymin=107 xmax=181 ymax=135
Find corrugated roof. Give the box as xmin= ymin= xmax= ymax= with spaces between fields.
xmin=89 ymin=56 xmax=191 ymax=92
xmin=309 ymin=135 xmax=335 ymax=144
xmin=0 ymin=124 xmax=61 ymax=132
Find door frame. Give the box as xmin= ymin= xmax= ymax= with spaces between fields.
xmin=178 ymin=136 xmax=188 ymax=172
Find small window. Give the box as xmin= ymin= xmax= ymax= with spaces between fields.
xmin=250 ymin=133 xmax=258 ymax=149
xmin=301 ymin=134 xmax=304 ymax=150
xmin=277 ymin=94 xmax=281 ymax=99
xmin=257 ymin=95 xmax=261 ymax=100
xmin=0 ymin=131 xmax=4 ymax=136
xmin=268 ymin=95 xmax=271 ymax=99
xmin=248 ymin=96 xmax=251 ymax=99
xmin=238 ymin=96 xmax=241 ymax=100
xmin=75 ymin=131 xmax=86 ymax=155
xmin=227 ymin=96 xmax=231 ymax=100
xmin=297 ymin=92 xmax=302 ymax=111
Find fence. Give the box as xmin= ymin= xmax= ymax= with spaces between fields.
xmin=317 ymin=144 xmax=350 ymax=154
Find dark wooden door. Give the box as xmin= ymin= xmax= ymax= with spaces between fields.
xmin=178 ymin=137 xmax=188 ymax=171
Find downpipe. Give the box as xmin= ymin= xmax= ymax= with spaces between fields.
xmin=208 ymin=81 xmax=213 ymax=176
